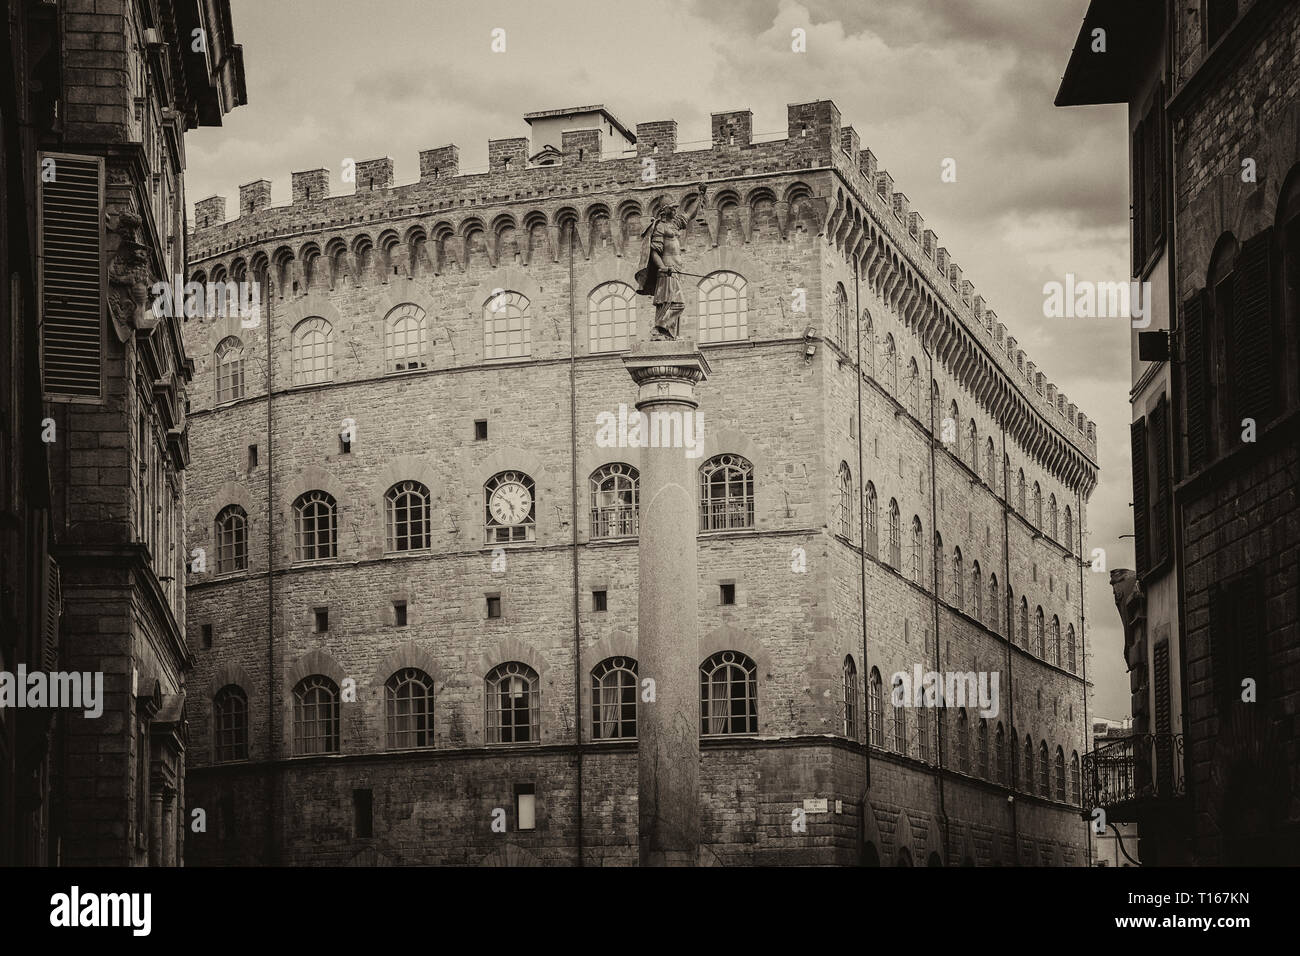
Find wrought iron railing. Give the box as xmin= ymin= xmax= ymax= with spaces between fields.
xmin=1082 ymin=733 xmax=1184 ymax=812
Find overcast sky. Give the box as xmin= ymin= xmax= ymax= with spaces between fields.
xmin=186 ymin=0 xmax=1134 ymax=722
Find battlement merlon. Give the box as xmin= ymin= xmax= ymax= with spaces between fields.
xmin=186 ymin=99 xmax=1097 ymax=468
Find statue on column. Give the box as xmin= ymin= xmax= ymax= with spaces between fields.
xmin=635 ymin=183 xmax=708 ymax=341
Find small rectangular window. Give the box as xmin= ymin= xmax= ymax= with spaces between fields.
xmin=592 ymin=589 xmax=607 ymax=612
xmin=475 ymin=419 xmax=488 ymax=441
xmin=248 ymin=444 xmax=258 ymax=469
xmin=314 ymin=608 xmax=329 ymax=632
xmin=201 ymin=624 xmax=213 ymax=648
xmin=353 ymin=789 xmax=373 ymax=838
xmin=515 ymin=784 xmax=536 ymax=831
xmin=1032 ymin=565 xmax=1038 ymax=583
xmin=393 ymin=600 xmax=407 ymax=627
xmin=486 ymin=594 xmax=501 ymax=619
xmin=720 ymin=583 xmax=736 ymax=606
xmin=340 ymin=435 xmax=351 ymax=454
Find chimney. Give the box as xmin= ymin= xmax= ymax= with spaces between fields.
xmin=292 ymin=168 xmax=329 ymax=204
xmin=712 ymin=110 xmax=753 ymax=148
xmin=419 ymin=145 xmax=460 ymax=181
xmin=355 ymin=157 xmax=394 ymax=191
xmin=195 ymin=195 xmax=226 ymax=230
xmin=239 ymin=179 xmax=271 ymax=217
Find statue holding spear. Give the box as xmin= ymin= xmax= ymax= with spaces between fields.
xmin=634 ymin=182 xmax=709 ymax=341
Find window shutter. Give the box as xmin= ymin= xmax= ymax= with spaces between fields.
xmin=1132 ymin=120 xmax=1146 ymax=276
xmin=1150 ymin=396 xmax=1171 ymax=566
xmin=1130 ymin=417 xmax=1149 ymax=577
xmin=42 ymin=556 xmax=61 ymax=671
xmin=1182 ymin=290 xmax=1210 ymax=472
xmin=39 ymin=153 xmax=104 ymax=399
xmin=1152 ymin=639 xmax=1173 ymax=795
xmin=1146 ymin=93 xmax=1164 ymax=253
xmin=1231 ymin=228 xmax=1275 ymax=426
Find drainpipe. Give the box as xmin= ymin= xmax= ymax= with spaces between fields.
xmin=567 ymin=222 xmax=584 ymax=865
xmin=1077 ymin=486 xmax=1089 ymax=866
xmin=925 ymin=349 xmax=947 ymax=857
xmin=999 ymin=421 xmax=1018 ymax=858
xmin=853 ymin=270 xmax=870 ymax=804
xmin=264 ymin=271 xmax=278 ymax=865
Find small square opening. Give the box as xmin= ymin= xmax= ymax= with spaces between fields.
xmin=592 ymin=589 xmax=607 ymax=612
xmin=248 ymin=444 xmax=258 ymax=469
xmin=515 ymin=784 xmax=536 ymax=831
xmin=486 ymin=595 xmax=501 ymax=619
xmin=314 ymin=608 xmax=329 ymax=633
xmin=201 ymin=624 xmax=213 ymax=649
xmin=720 ymin=583 xmax=736 ymax=606
xmin=353 ymin=789 xmax=373 ymax=838
xmin=474 ymin=419 xmax=488 ymax=441
xmin=393 ymin=600 xmax=407 ymax=627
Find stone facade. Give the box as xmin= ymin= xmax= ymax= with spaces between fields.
xmin=183 ymin=99 xmax=1097 ymax=865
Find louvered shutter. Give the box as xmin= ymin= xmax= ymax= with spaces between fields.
xmin=1183 ymin=290 xmax=1210 ymax=472
xmin=1146 ymin=92 xmax=1164 ymax=254
xmin=39 ymin=153 xmax=104 ymax=399
xmin=1231 ymin=228 xmax=1275 ymax=426
xmin=42 ymin=555 xmax=61 ymax=671
xmin=1151 ymin=396 xmax=1171 ymax=566
xmin=1132 ymin=121 xmax=1145 ymax=276
xmin=1152 ymin=639 xmax=1172 ymax=795
xmin=1130 ymin=417 xmax=1149 ymax=576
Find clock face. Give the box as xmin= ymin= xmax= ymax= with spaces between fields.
xmin=489 ymin=482 xmax=532 ymax=525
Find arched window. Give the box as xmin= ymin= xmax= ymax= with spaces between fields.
xmin=486 ymin=661 xmax=540 ymax=743
xmin=1048 ymin=494 xmax=1058 ymax=540
xmin=483 ymin=290 xmax=532 ymax=359
xmin=985 ymin=438 xmax=996 ymax=486
xmin=988 ymin=573 xmax=999 ymax=632
xmin=1022 ymin=735 xmax=1034 ymax=789
xmin=843 ymin=656 xmax=859 ymax=739
xmin=868 ymin=667 xmax=883 ymax=746
xmin=213 ymin=685 xmax=248 ymax=762
xmin=864 ymin=482 xmax=879 ymax=556
xmin=385 ymin=480 xmax=431 ymax=552
xmin=697 ymin=271 xmax=748 ymax=342
xmin=1038 ymin=741 xmax=1050 ymax=796
xmin=891 ymin=675 xmax=907 ymax=752
xmin=700 ymin=650 xmax=757 ymax=735
xmin=214 ymin=336 xmax=245 ymax=403
xmin=293 ymin=490 xmax=337 ymax=561
xmin=293 ymin=675 xmax=339 ymax=755
xmin=384 ymin=303 xmax=428 ymax=372
xmin=1064 ymin=506 xmax=1073 ymax=553
xmin=967 ymin=420 xmax=978 ymax=471
xmin=291 ymin=317 xmax=334 ymax=386
xmin=485 ymin=470 xmax=536 ymax=543
xmin=956 ymin=709 xmax=970 ymax=773
xmin=592 ymin=656 xmax=638 ymax=739
xmin=1070 ymin=751 xmax=1081 ymax=803
xmin=215 ymin=504 xmax=247 ymax=573
xmin=952 ymin=547 xmax=964 ymax=608
xmin=917 ymin=706 xmax=931 ymax=762
xmin=699 ymin=454 xmax=754 ymax=531
xmin=1017 ymin=469 xmax=1026 ymax=513
xmin=883 ymin=334 xmax=897 ymax=393
xmin=1066 ymin=624 xmax=1077 ymax=673
xmin=907 ymin=358 xmax=921 ymax=417
xmin=385 ymin=668 xmax=434 ymax=749
xmin=887 ymin=499 xmax=901 ymax=568
xmin=1019 ymin=598 xmax=1030 ymax=648
xmin=588 ymin=281 xmax=637 ymax=353
xmin=977 ymin=718 xmax=989 ymax=778
xmin=863 ymin=311 xmax=875 ymax=377
xmin=910 ymin=516 xmax=923 ymax=583
xmin=930 ymin=380 xmax=941 ymax=430
xmin=949 ymin=401 xmax=961 ymax=456
xmin=834 ymin=283 xmax=849 ymax=348
xmin=995 ymin=723 xmax=1007 ymax=784
xmin=837 ymin=462 xmax=853 ymax=537
xmin=1033 ymin=482 xmax=1043 ymax=527
xmin=590 ymin=463 xmax=639 ymax=538
xmin=972 ymin=561 xmax=983 ymax=621
xmin=1051 ymin=616 xmax=1062 ymax=667
xmin=1054 ymin=746 xmax=1066 ymax=800
xmin=1035 ymin=606 xmax=1046 ymax=657
xmin=933 ymin=531 xmax=944 ymax=595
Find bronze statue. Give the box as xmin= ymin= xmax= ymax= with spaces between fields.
xmin=635 ymin=183 xmax=708 ymax=340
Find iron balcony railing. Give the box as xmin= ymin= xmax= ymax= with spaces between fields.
xmin=1082 ymin=733 xmax=1184 ymax=818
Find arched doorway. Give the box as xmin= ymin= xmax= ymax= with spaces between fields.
xmin=895 ymin=846 xmax=913 ymax=867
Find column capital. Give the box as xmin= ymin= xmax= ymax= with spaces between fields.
xmin=623 ymin=340 xmax=711 ymax=409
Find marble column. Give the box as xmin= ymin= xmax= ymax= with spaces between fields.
xmin=623 ymin=340 xmax=711 ymax=866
